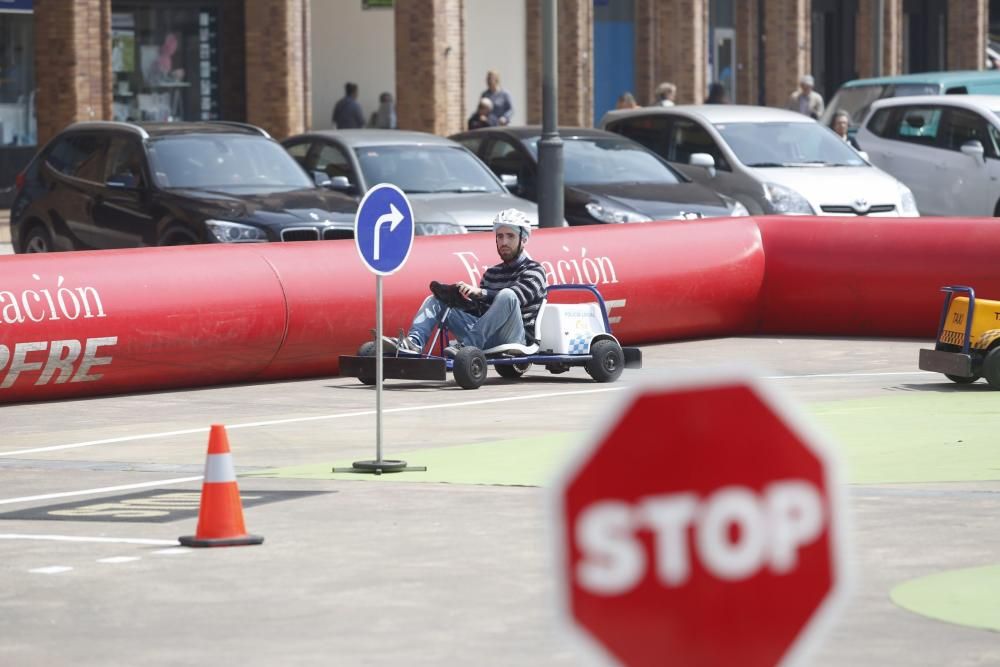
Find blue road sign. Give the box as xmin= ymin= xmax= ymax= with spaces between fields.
xmin=354 ymin=183 xmax=415 ymax=275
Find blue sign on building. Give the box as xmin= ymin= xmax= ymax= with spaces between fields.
xmin=354 ymin=183 xmax=414 ymax=275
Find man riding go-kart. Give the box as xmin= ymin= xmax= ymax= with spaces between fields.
xmin=382 ymin=208 xmax=546 ymax=358
xmin=342 ymin=208 xmax=641 ymax=389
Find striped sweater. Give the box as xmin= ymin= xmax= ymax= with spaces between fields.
xmin=479 ymin=253 xmax=547 ymax=343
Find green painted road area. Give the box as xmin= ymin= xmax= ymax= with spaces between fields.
xmin=249 ymin=388 xmax=1000 ymax=637
xmin=251 ymin=390 xmax=1000 ymax=487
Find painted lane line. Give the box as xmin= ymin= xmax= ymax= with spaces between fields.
xmin=97 ymin=556 xmax=141 ymax=564
xmin=152 ymin=547 xmax=190 ymax=555
xmin=29 ymin=566 xmax=73 ymax=574
xmin=0 ymin=387 xmax=625 ymax=457
xmin=0 ymin=533 xmax=178 ymax=546
xmin=0 ymin=371 xmax=938 ymax=460
xmin=0 ymin=476 xmax=203 ymax=506
xmin=768 ymin=371 xmax=936 ymax=380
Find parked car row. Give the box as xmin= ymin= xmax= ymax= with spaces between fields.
xmin=18 ymin=86 xmax=994 ymax=255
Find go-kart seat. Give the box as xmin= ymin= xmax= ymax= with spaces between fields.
xmin=482 ymin=297 xmax=547 ymax=356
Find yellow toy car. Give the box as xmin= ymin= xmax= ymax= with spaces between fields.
xmin=919 ymin=285 xmax=1000 ymax=388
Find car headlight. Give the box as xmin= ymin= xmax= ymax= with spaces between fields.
xmin=205 ymin=219 xmax=268 ymax=243
xmin=415 ymin=222 xmax=466 ymax=236
xmin=762 ymin=182 xmax=814 ymax=215
xmin=584 ymin=202 xmax=653 ymax=224
xmin=897 ymin=182 xmax=920 ymax=216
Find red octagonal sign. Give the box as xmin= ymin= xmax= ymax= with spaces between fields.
xmin=552 ymin=371 xmax=849 ymax=667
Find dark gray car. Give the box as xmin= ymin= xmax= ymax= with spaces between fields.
xmin=281 ymin=130 xmax=540 ymax=234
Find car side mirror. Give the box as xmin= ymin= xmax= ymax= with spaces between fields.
xmin=327 ymin=175 xmax=354 ymax=193
xmin=960 ymin=140 xmax=985 ymax=161
xmin=857 ymin=150 xmax=870 ymax=162
xmin=312 ymin=170 xmax=333 ymax=188
xmin=106 ymin=173 xmax=139 ymax=189
xmin=689 ymin=152 xmax=717 ymax=177
xmin=500 ymin=173 xmax=519 ymax=192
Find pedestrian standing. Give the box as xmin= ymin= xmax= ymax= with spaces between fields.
xmin=332 ymin=82 xmax=365 ymax=129
xmin=369 ymin=91 xmax=397 ymax=129
xmin=705 ymin=82 xmax=730 ymax=104
xmin=830 ymin=109 xmax=861 ymax=150
xmin=481 ymin=70 xmax=514 ymax=126
xmin=468 ymin=98 xmax=494 ymax=130
xmin=652 ymin=82 xmax=676 ymax=106
xmin=786 ymin=74 xmax=825 ymax=119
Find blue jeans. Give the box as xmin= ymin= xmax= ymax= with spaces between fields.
xmin=408 ymin=288 xmax=525 ymax=350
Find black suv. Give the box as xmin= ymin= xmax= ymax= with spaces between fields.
xmin=11 ymin=121 xmax=358 ymax=253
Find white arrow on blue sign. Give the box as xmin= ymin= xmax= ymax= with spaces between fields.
xmin=354 ymin=183 xmax=415 ymax=275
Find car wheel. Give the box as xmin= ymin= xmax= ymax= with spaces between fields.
xmin=22 ymin=225 xmax=53 ymax=253
xmin=585 ymin=339 xmax=625 ymax=383
xmin=495 ymin=361 xmax=530 ymax=379
xmin=982 ymin=347 xmax=1000 ymax=389
xmin=945 ymin=373 xmax=980 ymax=384
xmin=453 ymin=346 xmax=487 ymax=389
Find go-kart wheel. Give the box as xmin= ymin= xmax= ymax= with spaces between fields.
xmin=982 ymin=347 xmax=1000 ymax=389
xmin=357 ymin=341 xmax=377 ymax=386
xmin=945 ymin=373 xmax=980 ymax=384
xmin=453 ymin=346 xmax=487 ymax=389
xmin=586 ymin=339 xmax=624 ymax=383
xmin=495 ymin=362 xmax=530 ymax=379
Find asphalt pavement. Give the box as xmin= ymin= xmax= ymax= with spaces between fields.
xmin=2 ymin=334 xmax=1000 ymax=666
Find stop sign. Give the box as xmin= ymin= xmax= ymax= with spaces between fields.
xmin=552 ymin=371 xmax=848 ymax=667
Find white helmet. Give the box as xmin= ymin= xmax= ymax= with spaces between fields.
xmin=492 ymin=208 xmax=533 ymax=240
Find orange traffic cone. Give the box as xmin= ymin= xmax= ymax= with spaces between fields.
xmin=179 ymin=425 xmax=264 ymax=548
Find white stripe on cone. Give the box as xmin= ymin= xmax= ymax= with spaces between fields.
xmin=203 ymin=453 xmax=236 ymax=483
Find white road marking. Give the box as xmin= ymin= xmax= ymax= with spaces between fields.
xmin=0 ymin=387 xmax=625 ymax=457
xmin=0 ymin=371 xmax=938 ymax=461
xmin=29 ymin=566 xmax=73 ymax=574
xmin=152 ymin=547 xmax=190 ymax=555
xmin=0 ymin=534 xmax=178 ymax=546
xmin=0 ymin=476 xmax=203 ymax=506
xmin=97 ymin=556 xmax=140 ymax=564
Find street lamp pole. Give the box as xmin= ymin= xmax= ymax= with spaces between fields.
xmin=537 ymin=0 xmax=564 ymax=228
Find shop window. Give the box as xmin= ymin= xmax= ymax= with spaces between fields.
xmin=0 ymin=11 xmax=35 ymax=146
xmin=112 ymin=4 xmax=221 ymax=122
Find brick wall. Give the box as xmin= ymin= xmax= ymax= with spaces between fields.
xmin=762 ymin=0 xmax=809 ymax=108
xmin=735 ymin=0 xmax=758 ymax=104
xmin=35 ymin=0 xmax=112 ymax=145
xmin=634 ymin=0 xmax=658 ymax=105
xmin=395 ymin=0 xmax=465 ymax=135
xmin=948 ymin=0 xmax=988 ymax=71
xmin=245 ymin=0 xmax=307 ymax=139
xmin=525 ymin=0 xmax=593 ymax=126
xmin=855 ymin=0 xmax=903 ymax=78
xmin=657 ymin=0 xmax=708 ymax=104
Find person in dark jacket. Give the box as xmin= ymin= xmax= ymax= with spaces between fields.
xmin=467 ymin=98 xmax=494 ymax=130
xmin=332 ymin=82 xmax=365 ymax=129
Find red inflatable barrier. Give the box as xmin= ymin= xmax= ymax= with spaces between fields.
xmin=0 ymin=217 xmax=765 ymax=403
xmin=753 ymin=216 xmax=1000 ymax=337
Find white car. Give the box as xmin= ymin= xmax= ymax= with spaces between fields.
xmin=856 ymin=95 xmax=1000 ymax=216
xmin=601 ymin=105 xmax=919 ymax=217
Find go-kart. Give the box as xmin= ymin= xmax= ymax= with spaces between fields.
xmin=339 ymin=283 xmax=642 ymax=390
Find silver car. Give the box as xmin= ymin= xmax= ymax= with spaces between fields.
xmin=281 ymin=130 xmax=540 ymax=234
xmin=601 ymin=105 xmax=919 ymax=217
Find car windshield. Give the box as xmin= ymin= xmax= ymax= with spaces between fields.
xmin=526 ymin=136 xmax=682 ymax=185
xmin=354 ymin=145 xmax=503 ymax=194
xmin=820 ymin=82 xmax=941 ymax=127
xmin=147 ymin=134 xmax=314 ymax=192
xmin=714 ymin=122 xmax=868 ymax=167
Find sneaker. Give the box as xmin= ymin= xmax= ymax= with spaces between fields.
xmin=381 ymin=335 xmax=421 ymax=355
xmin=443 ymin=341 xmax=465 ymax=359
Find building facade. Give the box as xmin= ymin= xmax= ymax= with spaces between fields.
xmin=1 ymin=0 xmax=993 ymax=204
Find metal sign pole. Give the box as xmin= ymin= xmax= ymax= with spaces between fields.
xmin=375 ymin=273 xmax=383 ymax=464
xmin=334 ymin=182 xmax=425 ymax=476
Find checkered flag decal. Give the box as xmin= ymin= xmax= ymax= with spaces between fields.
xmin=568 ymin=334 xmax=591 ymax=355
